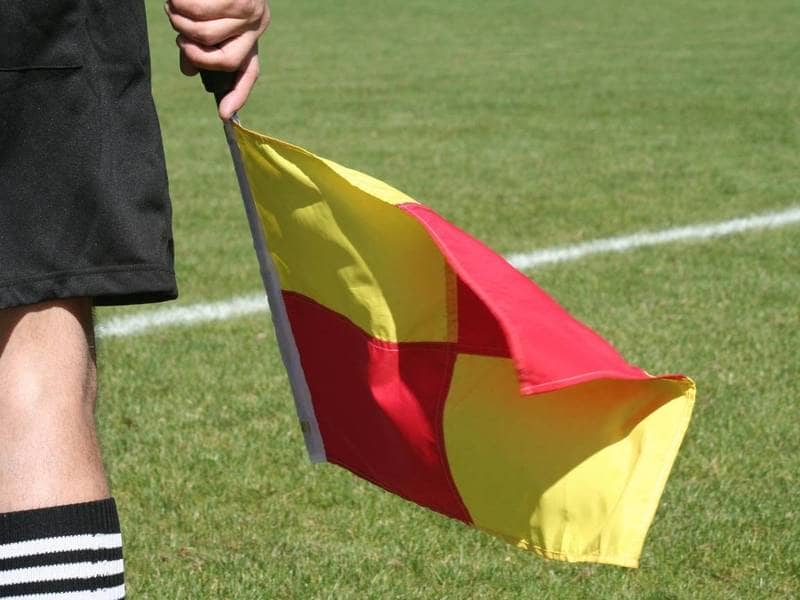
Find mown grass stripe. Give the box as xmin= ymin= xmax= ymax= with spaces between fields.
xmin=96 ymin=205 xmax=800 ymax=339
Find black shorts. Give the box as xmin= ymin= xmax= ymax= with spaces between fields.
xmin=0 ymin=0 xmax=178 ymax=309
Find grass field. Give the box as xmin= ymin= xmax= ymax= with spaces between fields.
xmin=96 ymin=1 xmax=798 ymax=597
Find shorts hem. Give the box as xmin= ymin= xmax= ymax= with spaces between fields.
xmin=0 ymin=265 xmax=178 ymax=309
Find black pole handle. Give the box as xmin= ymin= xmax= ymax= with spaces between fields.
xmin=200 ymin=70 xmax=237 ymax=105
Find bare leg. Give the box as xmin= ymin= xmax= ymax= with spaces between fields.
xmin=0 ymin=298 xmax=109 ymax=512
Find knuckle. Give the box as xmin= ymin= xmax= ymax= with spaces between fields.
xmin=168 ymin=0 xmax=188 ymax=15
xmin=180 ymin=44 xmax=200 ymax=63
xmin=252 ymin=1 xmax=265 ymax=20
xmin=209 ymin=52 xmax=241 ymax=71
xmin=192 ymin=24 xmax=218 ymax=46
xmin=220 ymin=55 xmax=242 ymax=70
xmin=228 ymin=0 xmax=247 ymax=16
xmin=172 ymin=0 xmax=209 ymax=20
xmin=243 ymin=0 xmax=268 ymax=25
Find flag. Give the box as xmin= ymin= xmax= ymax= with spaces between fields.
xmin=228 ymin=122 xmax=695 ymax=568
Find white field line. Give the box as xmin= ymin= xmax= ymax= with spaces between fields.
xmin=97 ymin=294 xmax=268 ymax=338
xmin=96 ymin=206 xmax=800 ymax=339
xmin=506 ymin=205 xmax=800 ymax=270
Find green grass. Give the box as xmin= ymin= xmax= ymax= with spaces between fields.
xmin=96 ymin=1 xmax=799 ymax=597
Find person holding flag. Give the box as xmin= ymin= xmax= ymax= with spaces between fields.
xmin=2 ymin=1 xmax=697 ymax=594
xmin=0 ymin=1 xmax=269 ymax=597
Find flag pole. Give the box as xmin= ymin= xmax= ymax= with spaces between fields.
xmin=200 ymin=71 xmax=326 ymax=462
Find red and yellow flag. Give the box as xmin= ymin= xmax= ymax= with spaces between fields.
xmin=230 ymin=122 xmax=695 ymax=568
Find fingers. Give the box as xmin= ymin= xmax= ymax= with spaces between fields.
xmin=167 ymin=0 xmax=270 ymax=118
xmin=166 ymin=0 xmax=270 ymax=68
xmin=165 ymin=0 xmax=270 ymax=43
xmin=218 ymin=49 xmax=260 ymax=120
xmin=167 ymin=0 xmax=265 ymax=22
xmin=168 ymin=12 xmax=251 ymax=47
xmin=176 ymin=30 xmax=254 ymax=72
xmin=179 ymin=48 xmax=199 ymax=76
xmin=176 ymin=33 xmax=261 ymax=119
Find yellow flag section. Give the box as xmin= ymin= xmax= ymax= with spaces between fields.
xmin=231 ymin=122 xmax=696 ymax=568
xmin=444 ymin=357 xmax=693 ymax=567
xmin=231 ymin=124 xmax=451 ymax=343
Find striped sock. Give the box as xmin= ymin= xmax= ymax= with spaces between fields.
xmin=0 ymin=498 xmax=125 ymax=599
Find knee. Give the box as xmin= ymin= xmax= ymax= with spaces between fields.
xmin=0 ymin=299 xmax=97 ymax=423
xmin=0 ymin=356 xmax=97 ymax=430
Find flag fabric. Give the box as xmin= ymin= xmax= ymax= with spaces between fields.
xmin=229 ymin=122 xmax=695 ymax=568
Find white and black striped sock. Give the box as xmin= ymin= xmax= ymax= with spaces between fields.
xmin=0 ymin=498 xmax=125 ymax=599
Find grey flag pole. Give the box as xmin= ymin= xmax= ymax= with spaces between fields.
xmin=201 ymin=71 xmax=326 ymax=462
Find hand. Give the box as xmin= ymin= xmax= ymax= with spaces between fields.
xmin=165 ymin=0 xmax=271 ymax=119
